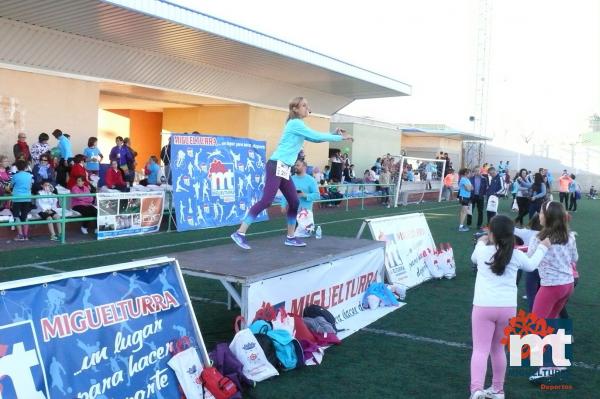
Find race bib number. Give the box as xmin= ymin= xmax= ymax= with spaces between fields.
xmin=275 ymin=160 xmax=291 ymax=180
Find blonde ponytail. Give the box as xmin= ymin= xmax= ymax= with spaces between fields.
xmin=286 ymin=96 xmax=305 ymax=122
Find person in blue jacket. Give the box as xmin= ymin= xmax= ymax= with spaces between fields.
xmin=280 ymin=159 xmax=321 ymax=237
xmin=231 ymin=96 xmax=352 ymax=249
xmin=528 ymin=172 xmax=547 ymax=219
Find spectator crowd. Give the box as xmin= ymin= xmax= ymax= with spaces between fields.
xmin=1 ymin=130 xmax=166 ymax=241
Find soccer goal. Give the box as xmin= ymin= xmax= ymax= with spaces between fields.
xmin=393 ymin=156 xmax=447 ymax=206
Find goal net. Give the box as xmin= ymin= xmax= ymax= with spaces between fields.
xmin=393 ymin=156 xmax=447 ymax=206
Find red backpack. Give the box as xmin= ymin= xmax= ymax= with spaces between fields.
xmin=197 ymin=367 xmax=238 ymax=399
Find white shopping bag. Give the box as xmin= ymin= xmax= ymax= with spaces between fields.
xmin=229 ymin=328 xmax=279 ymax=382
xmin=486 ymin=195 xmax=499 ymax=213
xmin=167 ymin=347 xmax=215 ymax=399
xmin=467 ymin=202 xmax=473 ymax=216
xmin=423 ymin=249 xmax=444 ymax=279
xmin=295 ymin=208 xmax=315 ymax=237
xmin=439 ymin=243 xmax=456 ymax=279
xmin=511 ymin=198 xmax=519 ymax=212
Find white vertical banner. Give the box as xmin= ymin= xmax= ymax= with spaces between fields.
xmin=247 ymin=247 xmax=403 ymax=339
xmin=366 ymin=213 xmax=435 ymax=288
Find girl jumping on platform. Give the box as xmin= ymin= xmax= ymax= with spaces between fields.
xmin=469 ymin=215 xmax=550 ymax=399
xmin=230 ymin=97 xmax=352 ymax=249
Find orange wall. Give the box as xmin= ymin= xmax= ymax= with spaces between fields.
xmin=129 ymin=110 xmax=162 ymax=165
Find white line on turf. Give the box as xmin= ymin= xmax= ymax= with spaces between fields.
xmin=363 ymin=327 xmax=599 ymax=371
xmin=189 ymin=295 xmax=228 ymax=306
xmin=5 ymin=203 xmax=458 ymax=271
xmin=363 ymin=327 xmax=470 ymax=348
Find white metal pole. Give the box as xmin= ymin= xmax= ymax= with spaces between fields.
xmin=438 ymin=159 xmax=446 ymax=202
xmin=393 ymin=155 xmax=405 ymax=207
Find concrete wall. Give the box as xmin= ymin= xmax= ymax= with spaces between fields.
xmin=163 ymin=105 xmax=251 ymax=138
xmin=330 ymin=122 xmax=402 ymax=174
xmin=0 ymin=68 xmax=99 ymax=160
xmin=97 ymin=109 xmax=129 ymax=159
xmin=248 ymin=106 xmax=330 ymax=168
xmin=401 ymin=136 xmax=462 ymax=167
xmin=0 ymin=67 xmax=334 ymax=171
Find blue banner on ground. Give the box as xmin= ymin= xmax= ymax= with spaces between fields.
xmin=170 ymin=133 xmax=268 ymax=231
xmin=0 ymin=261 xmax=206 ymax=399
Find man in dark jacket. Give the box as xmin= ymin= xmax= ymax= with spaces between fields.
xmin=467 ymin=166 xmax=488 ymax=230
xmin=485 ymin=167 xmax=504 ymax=224
xmin=160 ymin=140 xmax=171 ymax=185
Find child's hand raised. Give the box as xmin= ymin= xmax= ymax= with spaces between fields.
xmin=540 ymin=237 xmax=551 ymax=248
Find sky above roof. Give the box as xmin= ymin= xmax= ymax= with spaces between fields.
xmin=172 ymin=0 xmax=599 ymax=146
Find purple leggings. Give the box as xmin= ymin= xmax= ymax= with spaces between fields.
xmin=470 ymin=305 xmax=515 ymax=393
xmin=244 ymin=160 xmax=299 ymax=226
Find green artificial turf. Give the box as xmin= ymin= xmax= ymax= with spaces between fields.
xmin=1 ymin=198 xmax=598 ymax=398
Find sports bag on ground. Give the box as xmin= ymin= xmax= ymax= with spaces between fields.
xmin=198 ymin=366 xmax=238 ymax=399
xmin=303 ymin=304 xmax=344 ymax=332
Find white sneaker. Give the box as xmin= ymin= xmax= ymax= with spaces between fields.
xmin=483 ymin=387 xmax=505 ymax=399
xmin=80 ymin=226 xmax=88 ymax=235
xmin=470 ymin=390 xmax=486 ymax=399
xmin=294 ymin=231 xmax=311 ymax=238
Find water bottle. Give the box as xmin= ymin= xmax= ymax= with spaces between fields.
xmin=315 ymin=226 xmax=322 ymax=239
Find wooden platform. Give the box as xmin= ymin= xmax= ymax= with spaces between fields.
xmin=171 ymin=235 xmax=384 ymax=284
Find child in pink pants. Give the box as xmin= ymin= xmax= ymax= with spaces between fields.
xmin=469 ymin=215 xmax=550 ymax=398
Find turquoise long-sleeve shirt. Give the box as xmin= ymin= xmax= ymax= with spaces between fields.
xmin=281 ymin=173 xmax=320 ymax=211
xmin=58 ymin=135 xmax=73 ymax=159
xmin=270 ymin=118 xmax=343 ymax=166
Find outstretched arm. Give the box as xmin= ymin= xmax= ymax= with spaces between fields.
xmin=289 ymin=120 xmax=348 ymax=143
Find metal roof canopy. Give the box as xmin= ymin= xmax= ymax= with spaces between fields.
xmin=0 ymin=0 xmax=411 ymax=115
xmin=401 ymin=127 xmax=489 ymax=141
xmin=331 ymin=114 xmax=486 ymax=141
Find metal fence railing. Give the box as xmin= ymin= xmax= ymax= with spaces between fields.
xmin=0 ymin=183 xmax=396 ymax=243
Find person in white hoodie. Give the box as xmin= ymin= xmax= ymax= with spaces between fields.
xmin=469 ymin=214 xmax=550 ymax=399
xmin=36 ymin=179 xmax=61 ymax=241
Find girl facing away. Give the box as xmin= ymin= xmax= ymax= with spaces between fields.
xmin=529 ymin=201 xmax=577 ymax=319
xmin=230 ymin=96 xmax=352 ymax=250
xmin=527 ymin=201 xmax=578 ymax=383
xmin=469 ymin=215 xmax=550 ymax=399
